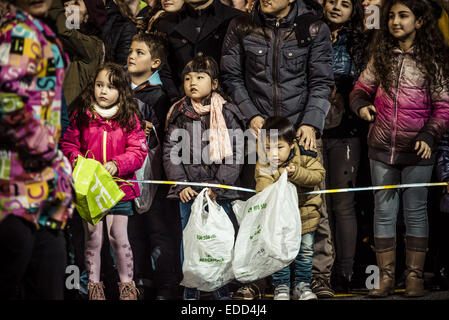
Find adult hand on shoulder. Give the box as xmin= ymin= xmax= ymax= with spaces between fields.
xmin=415 ymin=141 xmax=432 ymax=159
xmin=359 ymin=105 xmax=377 ymax=122
xmin=104 ymin=161 xmax=118 ymax=176
xmin=180 ymin=187 xmax=198 ymax=203
xmin=296 ymin=125 xmax=317 ymax=151
xmin=250 ymin=116 xmax=265 ymax=139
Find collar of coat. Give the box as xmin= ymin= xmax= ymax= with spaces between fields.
xmin=393 ymin=46 xmax=415 ymax=55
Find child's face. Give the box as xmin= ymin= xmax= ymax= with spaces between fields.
xmin=161 ymin=0 xmax=184 ymax=12
xmin=15 ymin=0 xmax=52 ymax=17
xmin=183 ymin=72 xmax=218 ymax=103
xmin=259 ymin=0 xmax=295 ymax=19
xmin=265 ymin=138 xmax=294 ymax=167
xmin=127 ymin=41 xmax=161 ymax=79
xmin=64 ymin=0 xmax=89 ymax=24
xmin=324 ymin=0 xmax=353 ymax=25
xmin=388 ymin=2 xmax=422 ymax=42
xmin=94 ymin=70 xmax=119 ymax=108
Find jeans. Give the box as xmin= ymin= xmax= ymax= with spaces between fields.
xmin=179 ymin=199 xmax=238 ymax=299
xmin=323 ymin=137 xmax=360 ymax=277
xmin=370 ymin=159 xmax=433 ymax=238
xmin=272 ymin=232 xmax=315 ymax=288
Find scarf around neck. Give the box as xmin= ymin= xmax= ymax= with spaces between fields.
xmin=93 ymin=103 xmax=119 ymax=119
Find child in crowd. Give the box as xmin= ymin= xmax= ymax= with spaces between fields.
xmin=350 ymin=0 xmax=449 ymax=298
xmin=127 ymin=32 xmax=182 ymax=300
xmin=60 ymin=62 xmax=148 ymax=300
xmin=163 ymin=56 xmax=244 ymax=300
xmin=255 ymin=116 xmax=325 ymax=300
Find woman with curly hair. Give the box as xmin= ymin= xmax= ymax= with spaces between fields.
xmin=350 ymin=0 xmax=449 ymax=298
xmin=321 ymin=0 xmax=366 ymax=293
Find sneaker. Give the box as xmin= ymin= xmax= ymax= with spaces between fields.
xmin=183 ymin=287 xmax=200 ymax=300
xmin=311 ymin=277 xmax=334 ymax=299
xmin=273 ymin=284 xmax=290 ymax=300
xmin=232 ymin=283 xmax=262 ymax=300
xmin=292 ymin=282 xmax=318 ymax=300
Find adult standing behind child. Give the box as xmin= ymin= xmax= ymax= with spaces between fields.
xmin=60 ymin=63 xmax=148 ymax=300
xmin=255 ymin=116 xmax=325 ymax=300
xmin=163 ymin=56 xmax=244 ymax=300
xmin=350 ymin=0 xmax=449 ymax=298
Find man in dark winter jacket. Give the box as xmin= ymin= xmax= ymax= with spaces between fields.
xmin=221 ymin=0 xmax=336 ymax=299
xmin=153 ymin=0 xmax=242 ymax=101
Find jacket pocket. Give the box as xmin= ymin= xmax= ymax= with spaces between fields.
xmin=282 ymin=48 xmax=307 ymax=73
xmin=245 ymin=46 xmax=268 ymax=71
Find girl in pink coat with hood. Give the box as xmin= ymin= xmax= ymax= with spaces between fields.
xmin=60 ymin=62 xmax=148 ymax=300
xmin=350 ymin=0 xmax=449 ymax=299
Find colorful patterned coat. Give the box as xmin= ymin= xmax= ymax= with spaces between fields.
xmin=0 ymin=7 xmax=74 ymax=229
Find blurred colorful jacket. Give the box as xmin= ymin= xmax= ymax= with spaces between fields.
xmin=0 ymin=7 xmax=74 ymax=229
xmin=350 ymin=47 xmax=449 ymax=166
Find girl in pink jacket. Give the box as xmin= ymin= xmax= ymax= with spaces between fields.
xmin=60 ymin=62 xmax=147 ymax=300
xmin=350 ymin=0 xmax=449 ymax=299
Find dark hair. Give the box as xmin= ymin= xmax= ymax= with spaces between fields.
xmin=131 ymin=32 xmax=168 ymax=69
xmin=180 ymin=56 xmax=229 ymax=99
xmin=323 ymin=0 xmax=367 ymax=76
xmin=372 ymin=0 xmax=449 ymax=97
xmin=262 ymin=116 xmax=297 ymax=145
xmin=77 ymin=62 xmax=144 ymax=131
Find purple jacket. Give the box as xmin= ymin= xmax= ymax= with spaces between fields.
xmin=60 ymin=110 xmax=148 ymax=200
xmin=350 ymin=47 xmax=449 ymax=165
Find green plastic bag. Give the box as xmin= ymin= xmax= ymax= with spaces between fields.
xmin=72 ymin=156 xmax=125 ymax=225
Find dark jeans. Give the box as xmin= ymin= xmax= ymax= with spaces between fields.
xmin=370 ymin=159 xmax=433 ymax=238
xmin=0 ymin=215 xmax=67 ymax=300
xmin=272 ymin=232 xmax=315 ymax=288
xmin=323 ymin=137 xmax=360 ymax=277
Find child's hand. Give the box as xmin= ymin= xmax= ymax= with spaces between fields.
xmin=359 ymin=105 xmax=377 ymax=122
xmin=104 ymin=161 xmax=118 ymax=176
xmin=250 ymin=116 xmax=265 ymax=139
xmin=286 ymin=164 xmax=296 ymax=177
xmin=207 ymin=188 xmax=217 ymax=201
xmin=180 ymin=187 xmax=198 ymax=203
xmin=415 ymin=141 xmax=431 ymax=159
xmin=145 ymin=121 xmax=153 ymax=136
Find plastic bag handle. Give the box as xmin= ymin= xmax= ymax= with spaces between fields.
xmin=84 ymin=150 xmax=95 ymax=160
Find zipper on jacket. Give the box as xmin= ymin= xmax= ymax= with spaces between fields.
xmin=390 ymin=54 xmax=406 ymax=164
xmin=273 ymin=21 xmax=281 ymax=116
xmin=103 ymin=130 xmax=107 ymax=164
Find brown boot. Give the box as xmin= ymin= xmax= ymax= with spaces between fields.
xmin=404 ymin=236 xmax=428 ymax=298
xmin=88 ymin=282 xmax=106 ymax=300
xmin=118 ymin=281 xmax=139 ymax=300
xmin=368 ymin=237 xmax=396 ymax=298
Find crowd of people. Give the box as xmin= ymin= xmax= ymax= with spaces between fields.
xmin=1 ymin=0 xmax=449 ymax=301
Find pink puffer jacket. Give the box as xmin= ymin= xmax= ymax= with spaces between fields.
xmin=350 ymin=47 xmax=449 ymax=166
xmin=60 ymin=110 xmax=148 ymax=200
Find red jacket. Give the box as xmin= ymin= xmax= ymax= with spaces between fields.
xmin=60 ymin=110 xmax=148 ymax=200
xmin=350 ymin=47 xmax=449 ymax=165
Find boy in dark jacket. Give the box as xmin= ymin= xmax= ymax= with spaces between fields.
xmin=127 ymin=32 xmax=182 ymax=300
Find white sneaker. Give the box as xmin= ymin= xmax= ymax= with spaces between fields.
xmin=273 ymin=284 xmax=290 ymax=300
xmin=292 ymin=282 xmax=318 ymax=300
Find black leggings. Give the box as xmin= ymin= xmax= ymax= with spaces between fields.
xmin=0 ymin=215 xmax=67 ymax=299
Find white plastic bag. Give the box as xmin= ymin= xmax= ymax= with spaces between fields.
xmin=181 ymin=188 xmax=235 ymax=292
xmin=232 ymin=171 xmax=302 ymax=283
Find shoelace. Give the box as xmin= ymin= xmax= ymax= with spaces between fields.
xmin=275 ymin=286 xmax=290 ymax=295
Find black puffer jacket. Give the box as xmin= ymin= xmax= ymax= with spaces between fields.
xmin=221 ymin=0 xmax=334 ymax=134
xmin=163 ymin=97 xmax=245 ymax=200
xmin=103 ymin=0 xmax=137 ymax=66
xmin=153 ymin=0 xmax=241 ymax=101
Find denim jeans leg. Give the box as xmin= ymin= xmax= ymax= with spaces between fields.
xmin=293 ymin=232 xmax=315 ymax=287
xmin=271 ymin=265 xmax=291 ymax=288
xmin=179 ymin=201 xmax=193 ymax=265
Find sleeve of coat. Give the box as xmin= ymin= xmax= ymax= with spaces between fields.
xmin=0 ymin=23 xmax=58 ymax=163
xmin=300 ymin=21 xmax=334 ymax=136
xmin=111 ymin=116 xmax=147 ymax=176
xmin=163 ymin=122 xmax=190 ymax=195
xmin=254 ymin=162 xmax=276 ymax=193
xmin=159 ymin=59 xmax=181 ymax=103
xmin=288 ymin=156 xmax=326 ymax=188
xmin=349 ymin=58 xmax=380 ymax=115
xmin=415 ymin=77 xmax=449 ymax=149
xmin=59 ymin=112 xmax=83 ymax=166
xmin=436 ymin=141 xmax=449 ymax=183
xmin=221 ymin=18 xmax=262 ymax=125
xmin=115 ymin=21 xmax=137 ymax=67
